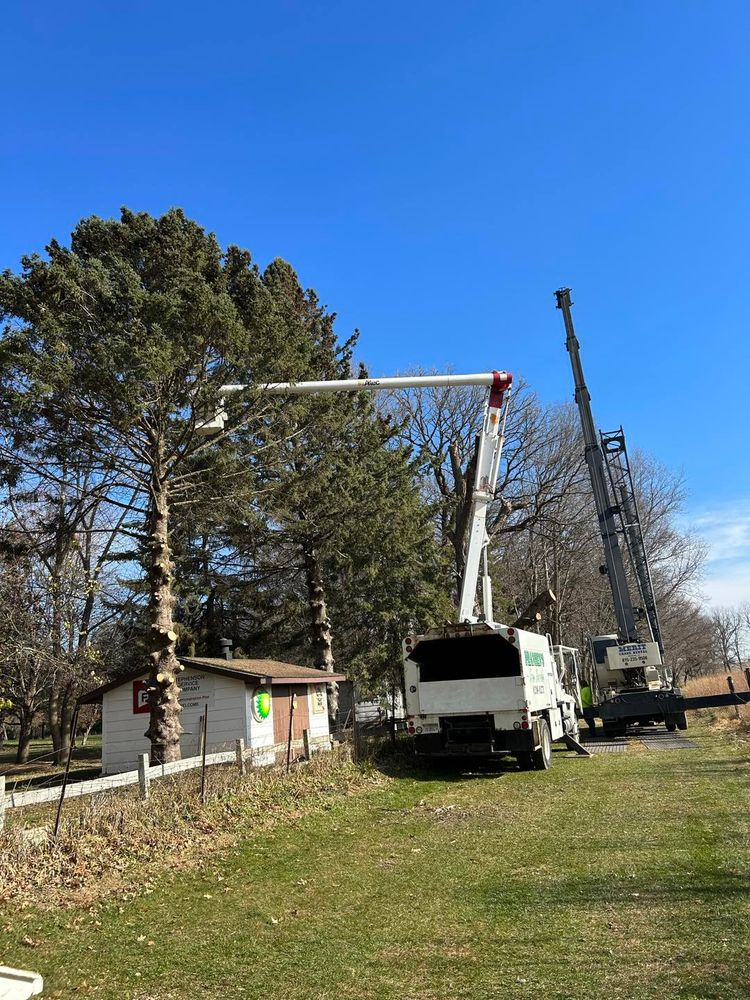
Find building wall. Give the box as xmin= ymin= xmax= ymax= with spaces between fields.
xmin=306 ymin=683 xmax=329 ymax=738
xmin=245 ymin=682 xmax=276 ymax=766
xmin=100 ymin=670 xmax=331 ymax=775
xmin=101 ymin=668 xmax=248 ymax=774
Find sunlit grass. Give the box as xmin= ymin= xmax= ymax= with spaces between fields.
xmin=0 ymin=720 xmax=748 ymax=1000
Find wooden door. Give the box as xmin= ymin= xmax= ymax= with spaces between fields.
xmin=272 ymin=686 xmax=310 ymax=744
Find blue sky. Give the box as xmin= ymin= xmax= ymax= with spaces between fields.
xmin=2 ymin=1 xmax=749 ymax=604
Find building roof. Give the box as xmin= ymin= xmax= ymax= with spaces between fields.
xmin=179 ymin=656 xmax=347 ymax=685
xmin=78 ymin=656 xmax=346 ymax=704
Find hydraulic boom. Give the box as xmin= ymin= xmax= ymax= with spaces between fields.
xmin=201 ymin=370 xmax=513 ymax=625
xmin=554 ymin=288 xmax=638 ymax=643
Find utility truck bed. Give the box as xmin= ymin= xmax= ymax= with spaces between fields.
xmin=403 ymin=623 xmax=579 ymax=769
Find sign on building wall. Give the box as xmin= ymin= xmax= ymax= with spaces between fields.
xmin=133 ymin=680 xmax=149 ymax=714
xmin=251 ymin=686 xmax=271 ymax=722
xmin=311 ymin=685 xmax=326 ymax=715
xmin=179 ymin=673 xmax=215 ymax=710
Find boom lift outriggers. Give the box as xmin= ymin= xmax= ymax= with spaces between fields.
xmin=555 ymin=288 xmax=687 ymax=736
xmin=202 ymin=369 xmax=584 ymax=769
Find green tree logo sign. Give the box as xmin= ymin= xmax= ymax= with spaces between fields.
xmin=252 ymin=687 xmax=271 ymax=722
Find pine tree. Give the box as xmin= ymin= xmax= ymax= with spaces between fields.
xmin=0 ymin=209 xmax=278 ymax=763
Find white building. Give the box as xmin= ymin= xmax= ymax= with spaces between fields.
xmin=79 ymin=656 xmax=345 ymax=775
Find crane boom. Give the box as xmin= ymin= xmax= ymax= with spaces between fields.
xmin=207 ymin=370 xmax=513 ymax=625
xmin=554 ymin=288 xmax=639 ymax=643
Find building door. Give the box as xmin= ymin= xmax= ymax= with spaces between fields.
xmin=272 ymin=686 xmax=310 ymax=744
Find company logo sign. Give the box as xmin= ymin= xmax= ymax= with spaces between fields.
xmin=251 ymin=686 xmax=271 ymax=722
xmin=133 ymin=679 xmax=150 ymax=714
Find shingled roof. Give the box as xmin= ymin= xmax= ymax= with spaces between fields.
xmin=179 ymin=656 xmax=346 ymax=684
xmin=78 ymin=656 xmax=346 ymax=704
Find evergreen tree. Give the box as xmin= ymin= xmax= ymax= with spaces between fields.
xmin=0 ymin=209 xmax=279 ymax=763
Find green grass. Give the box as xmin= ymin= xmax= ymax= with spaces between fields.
xmin=0 ymin=738 xmax=102 ymax=791
xmin=1 ymin=721 xmax=748 ymax=1000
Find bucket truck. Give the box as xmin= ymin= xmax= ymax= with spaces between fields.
xmin=555 ymin=288 xmax=687 ymax=736
xmin=200 ymin=370 xmax=584 ymax=769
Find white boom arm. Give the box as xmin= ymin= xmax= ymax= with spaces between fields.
xmin=202 ymin=370 xmax=513 ymax=624
xmin=220 ymin=372 xmax=508 ymax=395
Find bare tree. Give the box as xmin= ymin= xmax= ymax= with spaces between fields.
xmin=0 ymin=555 xmax=55 ymax=763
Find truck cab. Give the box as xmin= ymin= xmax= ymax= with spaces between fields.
xmin=590 ymin=633 xmax=685 ymax=735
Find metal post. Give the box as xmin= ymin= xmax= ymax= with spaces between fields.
xmin=200 ymin=706 xmax=209 ymax=804
xmin=138 ymin=752 xmax=151 ymax=800
xmin=235 ymin=738 xmax=246 ymax=775
xmin=0 ymin=775 xmax=6 ymax=834
xmin=286 ymin=692 xmax=297 ymax=773
xmin=53 ymin=705 xmax=80 ymax=839
xmin=351 ymin=685 xmax=359 ymax=763
xmin=198 ymin=712 xmax=206 ymax=758
xmin=727 ymin=676 xmax=741 ymax=719
xmin=390 ymin=683 xmax=397 ymax=746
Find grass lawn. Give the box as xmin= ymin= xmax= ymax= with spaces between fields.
xmin=1 ymin=719 xmax=748 ymax=1000
xmin=0 ymin=738 xmax=102 ymax=792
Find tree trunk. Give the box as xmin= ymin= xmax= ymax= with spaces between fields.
xmin=144 ymin=467 xmax=183 ymax=765
xmin=15 ymin=709 xmax=33 ymax=764
xmin=48 ymin=682 xmax=76 ymax=765
xmin=59 ymin=688 xmax=74 ymax=762
xmin=48 ymin=686 xmax=63 ymax=762
xmin=301 ymin=541 xmax=338 ymax=723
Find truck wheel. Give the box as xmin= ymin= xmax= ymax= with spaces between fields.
xmin=532 ymin=720 xmax=552 ymax=771
xmin=665 ymin=715 xmax=677 ymax=732
xmin=676 ymin=712 xmax=688 ymax=731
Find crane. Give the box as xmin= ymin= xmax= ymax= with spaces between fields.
xmin=555 ymin=288 xmax=685 ymax=735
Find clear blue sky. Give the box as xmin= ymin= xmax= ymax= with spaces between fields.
xmin=2 ymin=1 xmax=749 ymax=602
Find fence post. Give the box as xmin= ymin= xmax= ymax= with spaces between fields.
xmin=198 ymin=712 xmax=206 ymax=758
xmin=727 ymin=675 xmax=741 ymax=719
xmin=744 ymin=666 xmax=750 ymax=692
xmin=235 ymin=738 xmax=245 ymax=775
xmin=0 ymin=775 xmax=6 ymax=833
xmin=200 ymin=706 xmax=209 ymax=804
xmin=53 ymin=705 xmax=79 ymax=840
xmin=138 ymin=752 xmax=151 ymax=800
xmin=286 ymin=693 xmax=297 ymax=774
xmin=302 ymin=728 xmax=311 ymax=760
xmin=351 ymin=687 xmax=358 ymax=763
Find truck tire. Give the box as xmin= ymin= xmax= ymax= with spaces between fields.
xmin=531 ymin=719 xmax=552 ymax=771
xmin=664 ymin=715 xmax=677 ymax=732
xmin=676 ymin=712 xmax=688 ymax=731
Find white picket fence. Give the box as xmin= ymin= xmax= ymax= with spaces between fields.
xmin=0 ymin=732 xmax=332 ymax=830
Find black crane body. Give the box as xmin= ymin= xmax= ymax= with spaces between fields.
xmin=555 ymin=288 xmax=687 ymax=735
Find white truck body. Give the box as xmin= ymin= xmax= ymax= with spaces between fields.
xmin=403 ymin=622 xmax=579 ymax=764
